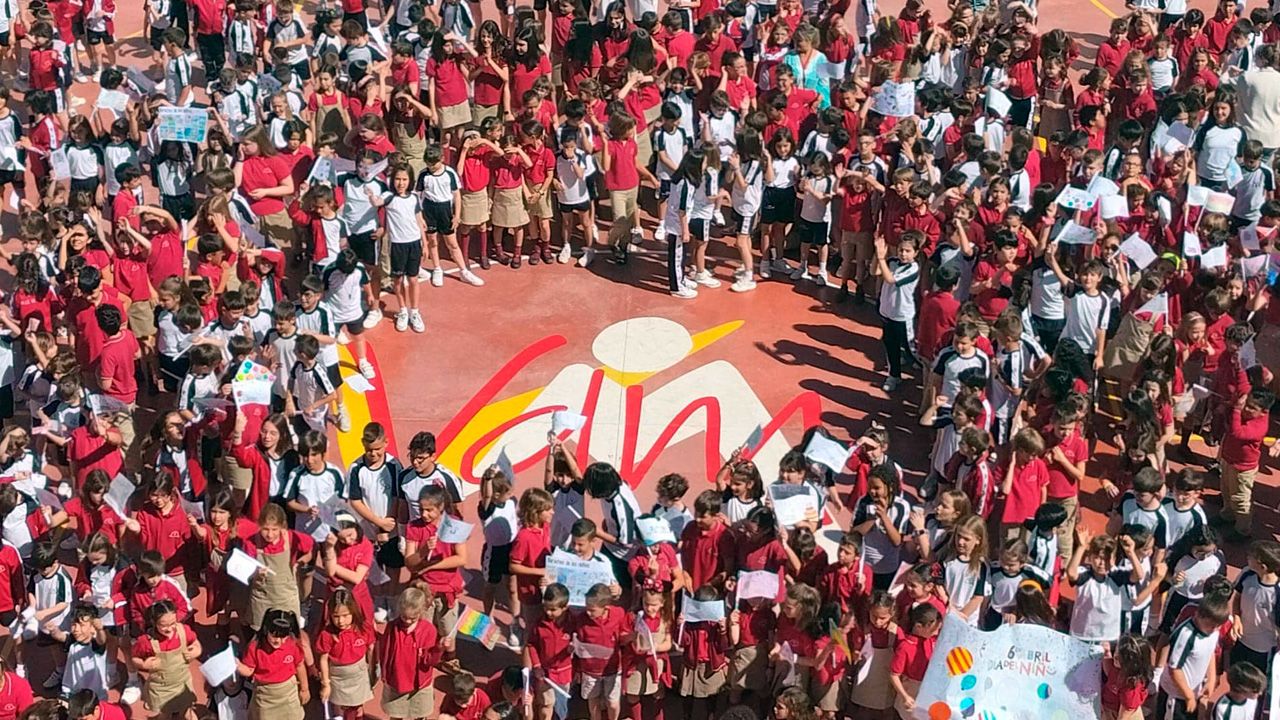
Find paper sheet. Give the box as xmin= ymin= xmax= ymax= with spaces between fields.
xmin=226 ymin=548 xmax=266 ymax=585
xmin=1167 ymin=121 xmax=1194 ymax=147
xmin=1201 ymin=244 xmax=1228 ymax=270
xmin=1119 ymin=234 xmax=1158 ymax=270
xmin=736 ymin=570 xmax=780 ymax=600
xmin=1206 ymin=191 xmax=1235 ymax=214
xmin=1055 ymin=220 xmax=1096 ymax=245
xmin=637 ymin=516 xmax=676 ymax=545
xmin=437 ymin=515 xmax=474 ymax=543
xmin=1099 ymin=195 xmax=1129 ymax=220
xmin=986 ymin=88 xmax=1012 ymax=117
xmin=804 ymin=433 xmax=851 ymax=471
xmin=745 ymin=423 xmax=764 ymax=451
xmin=104 ymin=474 xmax=135 ymax=517
xmin=1186 ymin=185 xmax=1210 ymax=207
xmin=1087 ymin=175 xmax=1120 ymax=198
xmin=1054 ymin=186 xmax=1096 ymax=211
xmin=344 ymin=374 xmax=375 ymax=394
xmin=200 ymin=645 xmax=238 ymax=686
xmin=1183 ymin=231 xmax=1203 ymax=257
xmin=1136 ymin=293 xmax=1168 ymax=318
xmin=681 ymin=595 xmax=725 ymax=622
xmin=1241 ymin=254 xmax=1269 ymax=279
xmin=854 ymin=634 xmax=875 ymax=684
xmin=550 ymin=410 xmax=587 ymax=434
xmin=49 ymin=148 xmax=70 ymax=181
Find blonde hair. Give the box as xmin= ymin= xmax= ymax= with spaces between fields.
xmin=948 ymin=514 xmax=989 ymax=573
xmin=517 ymin=487 xmax=553 ymax=528
xmin=398 ymin=586 xmax=428 ymax=615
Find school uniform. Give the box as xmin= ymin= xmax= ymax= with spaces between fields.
xmin=396 ymin=464 xmax=464 ymax=521
xmin=1230 ymin=569 xmax=1277 ymax=670
xmin=1157 ymin=619 xmax=1219 ymax=720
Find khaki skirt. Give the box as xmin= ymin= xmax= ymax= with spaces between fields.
xmin=811 ymin=674 xmax=844 ymax=713
xmin=382 ymin=685 xmax=434 ymax=718
xmin=145 ymin=674 xmax=195 ymax=715
xmin=526 ymin=188 xmax=553 ymax=219
xmin=624 ymin=658 xmax=665 ymax=696
xmin=472 ymin=104 xmax=500 ymax=126
xmin=459 ymin=190 xmax=490 ymax=227
xmin=328 ymin=658 xmax=374 ymax=708
xmin=729 ymin=644 xmax=768 ymax=690
xmin=438 ymin=102 xmax=470 ymax=130
xmin=492 ymin=186 xmax=530 ymax=228
xmin=251 ymin=677 xmax=303 ymax=720
xmin=127 ymin=300 xmax=156 ymax=338
xmin=850 ymin=646 xmax=895 ymax=710
xmin=679 ymin=661 xmax=726 ymax=698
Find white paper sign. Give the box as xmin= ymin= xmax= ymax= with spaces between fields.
xmin=1186 ymin=185 xmax=1210 ymax=207
xmin=681 ymin=595 xmax=725 ymax=622
xmin=226 ymin=548 xmax=267 ymax=585
xmin=1167 ymin=121 xmax=1194 ymax=147
xmin=95 ymin=89 xmax=129 ymax=114
xmin=1087 ymin=175 xmax=1120 ymax=198
xmin=156 ymin=106 xmax=210 ymax=143
xmin=306 ymin=156 xmax=335 ymax=186
xmin=49 ymin=147 xmax=70 ymax=181
xmin=768 ymin=483 xmax=819 ymax=527
xmin=1183 ymin=231 xmax=1203 ymax=257
xmin=200 ymin=646 xmax=238 ymax=686
xmin=637 ymin=516 xmax=676 ymax=545
xmin=1119 ymin=234 xmax=1158 ymax=270
xmin=1056 ymin=220 xmax=1096 ymax=245
xmin=804 ymin=433 xmax=851 ymax=472
xmin=231 ymin=378 xmax=273 ymax=408
xmin=551 ymin=410 xmax=588 ymax=434
xmin=1202 ymin=244 xmax=1229 ymax=269
xmin=344 ymin=374 xmax=375 ymax=394
xmin=545 ymin=549 xmax=617 ymax=606
xmin=104 ymin=474 xmax=135 ymax=517
xmin=438 ymin=515 xmax=474 ymax=544
xmin=986 ymin=88 xmax=1012 ymax=118
xmin=854 ymin=634 xmax=876 ymax=684
xmin=1206 ymin=191 xmax=1235 ymax=214
xmin=1099 ymin=195 xmax=1129 ymax=220
xmin=736 ymin=570 xmax=780 ymax=600
xmin=1055 ymin=186 xmax=1096 ymax=211
xmin=1136 ymin=293 xmax=1168 ymax=318
xmin=871 ymin=81 xmax=916 ymax=118
xmin=1241 ymin=254 xmax=1270 ymax=279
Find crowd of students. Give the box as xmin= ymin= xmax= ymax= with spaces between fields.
xmin=0 ymin=0 xmax=1274 ymax=716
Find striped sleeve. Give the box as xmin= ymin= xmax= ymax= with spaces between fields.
xmin=1167 ymin=621 xmax=1195 ymax=669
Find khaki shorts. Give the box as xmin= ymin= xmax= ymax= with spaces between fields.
xmin=580 ymin=673 xmax=620 ymax=702
xmin=126 ymin=300 xmax=156 ymax=338
xmin=425 ymin=595 xmax=459 ymax=638
xmin=438 ymin=102 xmax=471 ymax=130
xmin=472 ymin=104 xmax=500 ymax=127
xmin=381 ymin=685 xmax=434 ymax=718
xmin=526 ymin=188 xmax=553 ymax=219
xmin=729 ymin=644 xmax=768 ymax=689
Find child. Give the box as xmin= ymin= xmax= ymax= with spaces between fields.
xmin=679 ymin=491 xmax=736 ymax=592
xmin=1219 ymin=388 xmax=1276 ymax=540
xmin=714 ymin=456 xmax=764 ymax=525
xmin=680 ymin=585 xmax=729 ymax=719
xmin=571 ymin=583 xmax=626 ymax=720
xmin=852 ymin=465 xmax=912 ymax=589
xmin=1230 ymin=540 xmax=1280 ymax=670
xmin=1067 ymin=526 xmax=1146 ymax=644
xmin=315 ymin=589 xmax=375 ymax=720
xmin=727 ymin=587 xmax=776 ymax=706
xmin=941 ymin=515 xmax=989 ymax=626
xmin=438 ymin=671 xmax=493 ymax=720
xmin=890 ymin=603 xmax=942 ymax=719
xmin=1118 ymin=524 xmax=1160 ymax=637
xmin=321 ymin=248 xmax=377 ymax=379
xmin=661 ymin=149 xmax=719 ymax=299
xmin=237 ymin=609 xmax=307 ymax=720
xmin=478 ymin=466 xmax=518 ymax=620
xmin=244 ymin=503 xmax=313 ymax=632
xmin=374 ymin=164 xmax=426 ymax=333
xmin=1160 ymin=526 xmax=1225 ymax=635
xmin=525 ymin=584 xmax=572 ymax=720
xmin=790 ymin=152 xmax=837 ymax=285
xmin=509 ymin=487 xmax=553 ymax=650
xmin=874 ymin=233 xmax=921 ymax=393
xmin=1000 ymin=428 xmax=1049 ymax=542
xmin=818 ymin=533 xmax=873 ymax=619
xmin=625 ymin=588 xmax=672 ymax=720
xmin=544 ymin=439 xmax=584 ymax=548
xmin=414 ymin=144 xmax=480 ymax=288
xmin=1157 ymin=594 xmax=1227 ymax=720
xmin=1101 ymin=634 xmax=1153 ymax=720
xmin=1211 ymin=662 xmax=1266 ymax=720
xmin=652 ymin=473 xmax=693 ymax=538
xmin=131 ymin=600 xmax=200 ymax=718
xmin=378 ymin=587 xmax=440 ymax=720
xmin=984 ymin=539 xmax=1051 ymax=629
xmin=284 ymin=334 xmax=339 ymax=434
xmin=43 ymin=605 xmax=109 ymax=699
xmin=294 ymin=275 xmax=347 ymax=431
xmin=403 ymin=485 xmax=467 ymax=656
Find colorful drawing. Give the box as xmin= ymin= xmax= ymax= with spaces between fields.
xmin=946 ymin=647 xmax=974 ymax=676
xmin=453 ymin=607 xmax=500 ymax=650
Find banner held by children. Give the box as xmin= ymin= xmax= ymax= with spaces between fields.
xmin=156 ymin=106 xmax=210 ymax=143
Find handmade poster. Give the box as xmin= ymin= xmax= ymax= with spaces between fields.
xmin=200 ymin=646 xmax=238 ymax=686
xmin=872 ymin=81 xmax=917 ymax=118
xmin=1054 ymin=187 xmax=1096 ymax=211
xmin=1241 ymin=254 xmax=1269 ymax=279
xmin=545 ymin=549 xmax=617 ymax=606
xmin=231 ymin=378 xmax=272 ymax=408
xmin=637 ymin=516 xmax=676 ymax=545
xmin=1119 ymin=234 xmax=1158 ymax=270
xmin=1186 ymin=185 xmax=1210 ymax=207
xmin=1098 ymin=195 xmax=1128 ymax=220
xmin=551 ymin=409 xmax=588 ymax=434
xmin=453 ymin=607 xmax=500 ymax=649
xmin=912 ymin=615 xmax=1102 ymax=720
xmin=1201 ymin=244 xmax=1229 ymax=270
xmin=438 ymin=515 xmax=474 ymax=543
xmin=804 ymin=432 xmax=851 ymax=471
xmin=1206 ymin=191 xmax=1235 ymax=214
xmin=234 ymin=360 xmax=274 ymax=383
xmin=96 ymin=89 xmax=129 ymax=114
xmin=1055 ymin=221 xmax=1095 ymax=245
xmin=736 ymin=570 xmax=780 ymax=600
xmin=1183 ymin=231 xmax=1203 ymax=257
xmin=681 ymin=595 xmax=725 ymax=622
xmin=226 ymin=548 xmax=267 ymax=585
xmin=769 ymin=483 xmax=819 ymax=527
xmin=49 ymin=148 xmax=70 ymax=181
xmin=156 ymin=106 xmax=209 ymax=144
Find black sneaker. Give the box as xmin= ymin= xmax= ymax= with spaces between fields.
xmin=612 ymin=244 xmax=628 ymax=265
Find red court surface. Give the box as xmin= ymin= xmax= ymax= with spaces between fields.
xmin=9 ymin=0 xmax=1280 ymax=711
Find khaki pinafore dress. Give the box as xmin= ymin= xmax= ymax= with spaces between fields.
xmin=144 ymin=625 xmax=196 ymax=715
xmin=849 ymin=637 xmax=895 ymax=710
xmin=328 ymin=653 xmax=375 ymax=708
xmin=314 ymin=93 xmax=350 ymax=155
xmin=391 ymin=114 xmax=429 ymax=180
xmin=249 ymin=532 xmax=302 ymax=631
xmin=251 ymin=673 xmax=304 ymax=720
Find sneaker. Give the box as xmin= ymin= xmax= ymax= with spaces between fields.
xmin=57 ymin=481 xmax=72 ymax=499
xmin=460 ymin=270 xmax=485 ymax=286
xmin=683 ymin=277 xmax=699 ymax=291
xmin=557 ymin=243 xmax=572 ymax=263
xmin=43 ymin=670 xmax=62 ymax=690
xmin=409 ymin=310 xmax=425 ymax=334
xmin=790 ymin=267 xmax=806 ymax=281
xmin=730 ymin=276 xmax=757 ymax=293
xmin=362 ymin=311 xmax=381 ymax=329
xmin=507 ymin=627 xmax=522 ymax=651
xmin=73 ymin=72 xmax=88 ymax=83
xmin=335 ymin=406 xmax=352 ymax=433
xmin=358 ymin=359 xmax=377 ymax=379
xmin=693 ymin=270 xmax=722 ymax=288
xmin=772 ymin=258 xmax=790 ymax=272
xmin=670 ymin=286 xmax=699 ymax=299
xmin=121 ymin=684 xmax=141 ymax=706
xmin=817 ymin=269 xmax=831 ymax=286
xmin=431 ymin=268 xmax=445 ymax=287
xmin=578 ymin=247 xmax=595 ymax=268
xmin=760 ymin=263 xmax=771 ymax=279
xmin=417 ymin=267 xmax=432 ymax=282
xmin=881 ymin=376 xmax=901 ymax=393
xmin=394 ymin=309 xmax=409 ymax=332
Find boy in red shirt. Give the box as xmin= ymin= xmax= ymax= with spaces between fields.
xmin=835 ymin=167 xmax=880 ymax=303
xmin=1219 ymin=388 xmax=1276 ymax=541
xmin=526 ymin=585 xmax=573 ymax=716
xmin=571 ymin=584 xmax=627 ymax=720
xmin=591 ymin=113 xmax=656 ymax=265
xmin=890 ymin=603 xmax=942 ymax=717
xmin=95 ymin=305 xmax=140 ymax=407
xmin=678 ymin=491 xmax=736 ymax=591
xmin=438 ymin=671 xmax=493 ymax=720
xmin=916 ymin=266 xmax=962 ymax=380
xmin=1094 ymin=18 xmax=1131 ymax=75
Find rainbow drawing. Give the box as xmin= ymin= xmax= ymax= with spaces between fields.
xmin=454 ymin=607 xmax=500 ymax=650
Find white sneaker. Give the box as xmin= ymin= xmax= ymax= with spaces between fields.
xmin=683 ymin=277 xmax=699 ymax=291
xmin=760 ymin=263 xmax=771 ymax=279
xmin=693 ymin=270 xmax=722 ymax=288
xmin=362 ymin=311 xmax=381 ymax=329
xmin=507 ymin=626 xmax=522 ymax=651
xmin=417 ymin=267 xmax=431 ymax=282
xmin=394 ymin=309 xmax=409 ymax=332
xmin=57 ymin=481 xmax=72 ymax=499
xmin=578 ymin=247 xmax=595 ymax=268
xmin=730 ymin=277 xmax=757 ymax=293
xmin=460 ymin=270 xmax=485 ymax=287
xmin=73 ymin=72 xmax=88 ymax=83
xmin=670 ymin=286 xmax=699 ymax=299
xmin=409 ymin=310 xmax=425 ymax=334
xmin=713 ymin=209 xmax=726 ymax=225
xmin=881 ymin=376 xmax=901 ymax=393
xmin=121 ymin=684 xmax=141 ymax=706
xmin=335 ymin=406 xmax=352 ymax=433
xmin=431 ymin=268 xmax=445 ymax=287
xmin=790 ymin=267 xmax=807 ymax=281
xmin=816 ymin=269 xmax=831 ymax=286
xmin=358 ymin=359 xmax=377 ymax=379
xmin=557 ymin=243 xmax=572 ymax=263
xmin=772 ymin=258 xmax=790 ymax=272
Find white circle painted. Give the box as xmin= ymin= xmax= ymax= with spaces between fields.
xmin=591 ymin=317 xmax=694 ymax=373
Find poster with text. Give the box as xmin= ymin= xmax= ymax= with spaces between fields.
xmin=913 ymin=615 xmax=1102 ymax=720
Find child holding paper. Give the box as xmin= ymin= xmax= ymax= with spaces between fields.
xmin=627 ymin=517 xmax=681 ymax=594
xmin=525 ymin=583 xmax=573 ymax=720
xmin=479 ymin=466 xmax=519 ymax=622
xmin=378 ymin=587 xmax=440 ymax=720
xmin=237 ymin=608 xmax=308 ymax=720
xmin=732 ymin=507 xmax=801 ymax=602
xmin=315 ymin=588 xmax=376 ymax=720
xmin=188 ymin=487 xmax=257 ymax=637
xmin=244 ymin=503 xmax=313 ymax=633
xmin=319 ymin=512 xmax=375 ymax=628
xmin=624 ymin=588 xmax=672 ymax=720
xmin=570 ymin=583 xmax=627 ymax=720
xmin=818 ymin=533 xmax=873 ymax=620
xmin=123 ymin=472 xmax=196 ymax=594
xmin=851 ymin=465 xmax=913 ymax=590
xmin=403 ymin=484 xmax=468 ymax=658
xmin=727 ymin=583 xmax=776 ymax=706
xmin=678 ymin=585 xmax=729 ymax=720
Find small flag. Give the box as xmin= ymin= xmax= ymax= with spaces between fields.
xmin=452 ymin=607 xmax=500 ymax=650
xmin=829 ymin=619 xmax=852 ymax=659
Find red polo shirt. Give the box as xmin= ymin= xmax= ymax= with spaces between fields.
xmin=679 ymin=519 xmax=735 ymax=590
xmin=73 ymin=288 xmax=126 ymax=369
xmin=569 ymin=605 xmax=625 ymax=677
xmin=1044 ymin=427 xmax=1088 ymax=499
xmin=242 ymin=637 xmax=304 ymax=684
xmin=98 ymin=332 xmax=140 ymax=404
xmin=604 ymin=138 xmax=640 ymax=191
xmin=510 ymin=525 xmax=550 ymax=603
xmin=67 ymin=424 xmax=124 ymax=487
xmin=1222 ymin=409 xmax=1269 ymax=470
xmin=890 ymin=631 xmax=937 ymax=681
xmin=314 ymin=624 xmax=376 ymax=666
xmin=0 ymin=673 xmax=33 ymax=720
xmin=379 ymin=618 xmax=439 ymax=694
xmin=136 ymin=499 xmax=194 ymax=575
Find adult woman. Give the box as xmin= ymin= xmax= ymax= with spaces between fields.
xmin=783 ymin=24 xmax=831 ymax=108
xmin=471 ymin=21 xmax=511 ymax=125
xmin=235 ymin=127 xmax=296 ymax=258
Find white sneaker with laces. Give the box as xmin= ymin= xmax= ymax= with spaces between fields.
xmin=358 ymin=359 xmax=377 ymax=379
xmin=460 ymin=270 xmax=485 ymax=286
xmin=730 ymin=277 xmax=757 ymax=293
xmin=790 ymin=267 xmax=806 ymax=281
xmin=409 ymin=310 xmax=425 ymax=333
xmin=121 ymin=684 xmax=141 ymax=705
xmin=336 ymin=329 xmax=351 ymax=345
xmin=394 ymin=309 xmax=409 ymax=332
xmin=362 ymin=311 xmax=381 ymax=329
xmin=683 ymin=277 xmax=699 ymax=291
xmin=336 ymin=406 xmax=352 ymax=433
xmin=578 ymin=247 xmax=595 ymax=268
xmin=671 ymin=286 xmax=699 ymax=299
xmin=417 ymin=267 xmax=431 ymax=282
xmin=557 ymin=243 xmax=572 ymax=263
xmin=694 ymin=270 xmax=722 ymax=288
xmin=431 ymin=268 xmax=445 ymax=287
